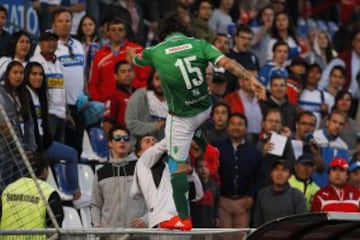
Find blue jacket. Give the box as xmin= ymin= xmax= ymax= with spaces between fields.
xmin=212 ymin=138 xmax=265 ymax=198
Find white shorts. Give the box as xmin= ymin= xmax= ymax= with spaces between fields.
xmin=165 ymin=107 xmax=211 ymax=162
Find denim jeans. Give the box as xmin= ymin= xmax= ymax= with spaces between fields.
xmin=47 ymin=141 xmax=80 ymax=194
xmin=48 ymin=114 xmax=66 ymax=143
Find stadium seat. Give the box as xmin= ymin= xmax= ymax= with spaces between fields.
xmin=47 ymin=167 xmax=73 ymax=201
xmin=78 ymin=164 xmax=94 ymax=197
xmin=51 ymin=162 xmax=74 ymax=195
xmin=80 ymin=207 xmax=92 ymax=228
xmin=328 ymin=21 xmax=339 ymax=38
xmin=297 ymin=17 xmax=308 ymax=37
xmin=316 ymin=20 xmax=328 ymax=32
xmin=62 ymin=206 xmax=83 ymax=228
xmin=88 ymin=128 xmax=109 ymax=159
xmin=81 ymin=130 xmax=106 ymax=162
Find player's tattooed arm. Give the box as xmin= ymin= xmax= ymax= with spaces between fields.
xmin=218 ymin=57 xmax=252 ymax=80
xmin=217 ymin=57 xmax=266 ymax=100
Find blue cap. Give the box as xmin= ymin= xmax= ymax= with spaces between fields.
xmin=269 ymin=69 xmax=288 ymax=80
xmin=349 ymin=162 xmax=360 ymax=172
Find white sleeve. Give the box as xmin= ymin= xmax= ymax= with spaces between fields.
xmin=187 ymin=172 xmax=204 ymax=202
xmin=139 ymin=139 xmax=167 ymax=168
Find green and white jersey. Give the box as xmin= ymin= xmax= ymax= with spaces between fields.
xmin=134 ymin=33 xmax=224 ymax=117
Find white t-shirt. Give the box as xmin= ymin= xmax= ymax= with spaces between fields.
xmin=30 ymin=53 xmax=67 ymax=119
xmin=56 ymin=38 xmax=85 ymax=105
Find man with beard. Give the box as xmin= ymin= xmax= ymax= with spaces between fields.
xmin=125 ymin=70 xmax=168 ymax=150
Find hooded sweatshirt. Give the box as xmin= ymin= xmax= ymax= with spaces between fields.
xmin=91 ymin=152 xmax=147 ymax=228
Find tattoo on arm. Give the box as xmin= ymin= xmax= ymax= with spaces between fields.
xmin=226 ymin=59 xmax=252 ymax=80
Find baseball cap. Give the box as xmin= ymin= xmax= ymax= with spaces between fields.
xmin=39 ymin=30 xmax=59 ymax=41
xmin=349 ymin=162 xmax=360 ymax=172
xmin=271 ymin=159 xmax=290 ymax=170
xmin=329 ymin=157 xmax=349 ymax=170
xmin=296 ymin=153 xmax=314 ymax=165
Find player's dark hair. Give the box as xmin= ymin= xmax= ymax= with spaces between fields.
xmin=157 ymin=13 xmax=191 ymax=42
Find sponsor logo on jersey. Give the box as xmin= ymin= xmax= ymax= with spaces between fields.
xmin=58 ymin=54 xmax=85 ymax=67
xmin=165 ymin=44 xmax=192 ymax=54
xmin=47 ymin=73 xmax=64 ymax=89
xmin=184 ymin=95 xmax=208 ymax=106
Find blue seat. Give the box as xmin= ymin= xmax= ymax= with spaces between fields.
xmin=316 ymin=20 xmax=328 ymax=32
xmin=88 ymin=128 xmax=109 ymax=159
xmin=51 ymin=162 xmax=74 ymax=195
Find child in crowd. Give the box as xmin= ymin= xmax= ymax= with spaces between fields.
xmin=191 ymin=158 xmax=219 ymax=228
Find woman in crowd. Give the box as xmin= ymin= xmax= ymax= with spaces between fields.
xmin=323 ymin=65 xmax=346 ymax=109
xmin=305 ymin=30 xmax=338 ymax=69
xmin=251 ymin=5 xmax=275 ymax=67
xmin=0 ymin=61 xmax=35 ymax=190
xmin=76 ymin=15 xmax=101 ymax=82
xmin=24 ymin=62 xmax=90 ymax=208
xmin=267 ymin=11 xmax=300 ymax=61
xmin=0 ymin=31 xmax=32 ymax=82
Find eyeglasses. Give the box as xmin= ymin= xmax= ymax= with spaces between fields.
xmin=112 ymin=135 xmax=130 ymax=142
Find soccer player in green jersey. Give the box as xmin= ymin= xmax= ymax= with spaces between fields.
xmin=126 ymin=13 xmax=265 ymax=231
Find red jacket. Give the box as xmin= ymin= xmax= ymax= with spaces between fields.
xmin=223 ymin=91 xmax=245 ymax=113
xmin=89 ymin=40 xmax=151 ymax=102
xmin=190 ymin=144 xmax=220 ymax=187
xmin=311 ymin=183 xmax=360 ymax=213
xmin=103 ymin=85 xmax=131 ymax=127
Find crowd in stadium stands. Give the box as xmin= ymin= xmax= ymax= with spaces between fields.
xmin=0 ymin=0 xmax=360 ymax=230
